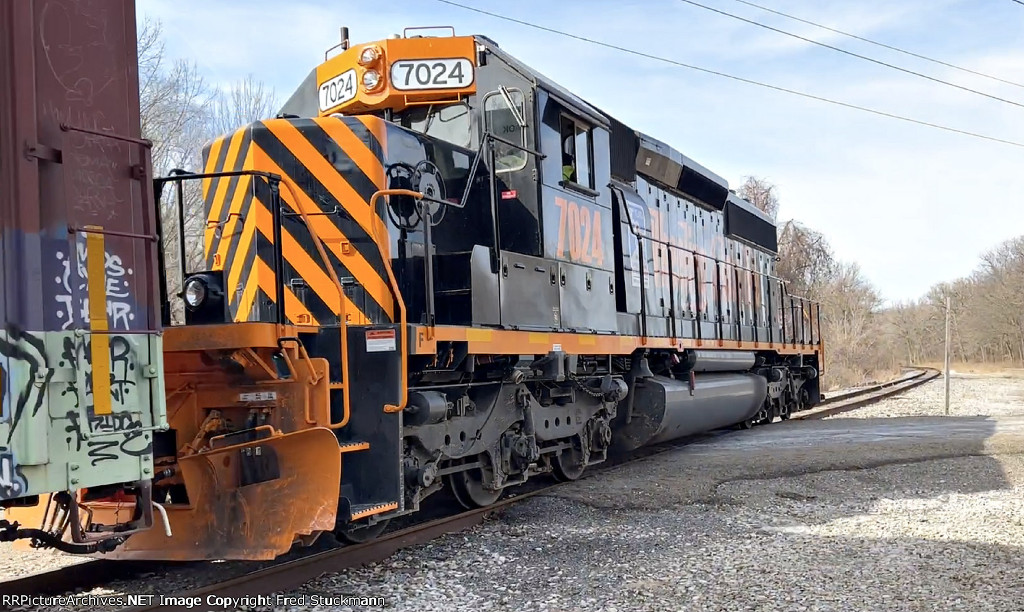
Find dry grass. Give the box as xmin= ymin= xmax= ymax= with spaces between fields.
xmin=823 ymin=365 xmax=902 ymax=392
xmin=918 ymin=361 xmax=1024 ymax=376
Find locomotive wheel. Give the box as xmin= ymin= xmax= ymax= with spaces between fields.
xmin=552 ymin=437 xmax=588 ymax=482
xmin=779 ymin=400 xmax=792 ymax=420
xmin=736 ymin=418 xmax=755 ymax=430
xmin=335 ymin=518 xmax=390 ymax=545
xmin=447 ymin=462 xmax=502 ymax=509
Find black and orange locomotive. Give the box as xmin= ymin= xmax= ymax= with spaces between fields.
xmin=18 ymin=27 xmax=823 ymax=560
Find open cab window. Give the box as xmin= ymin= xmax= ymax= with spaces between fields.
xmin=560 ymin=114 xmax=592 ymax=189
xmin=484 ymin=87 xmax=528 ymax=173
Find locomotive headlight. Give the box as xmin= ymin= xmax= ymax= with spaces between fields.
xmin=359 ymin=46 xmax=380 ymax=65
xmin=183 ymin=277 xmax=207 ymax=309
xmin=362 ymin=69 xmax=382 ymax=90
xmin=180 ymin=271 xmax=228 ymax=325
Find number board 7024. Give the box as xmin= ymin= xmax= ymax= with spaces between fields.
xmin=390 ymin=58 xmax=474 ymax=91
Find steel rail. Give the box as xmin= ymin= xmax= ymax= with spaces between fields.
xmin=0 ymin=560 xmax=176 ymax=597
xmin=795 ymin=367 xmax=941 ymax=420
xmin=117 ymin=486 xmax=559 ymax=612
xmin=817 ymin=368 xmax=932 ymax=405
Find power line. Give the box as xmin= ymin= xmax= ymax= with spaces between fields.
xmin=432 ymin=0 xmax=1024 ymax=149
xmin=677 ymin=0 xmax=1024 ymax=109
xmin=731 ymin=0 xmax=1024 ymax=89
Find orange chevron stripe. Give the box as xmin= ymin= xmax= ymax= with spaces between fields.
xmin=249 ymin=197 xmax=366 ymax=323
xmin=248 ymin=189 xmax=369 ymax=325
xmin=234 ymin=273 xmax=259 ymax=322
xmin=263 ymin=120 xmax=388 ymax=243
xmin=353 ymin=115 xmax=388 ymax=158
xmin=204 ymin=130 xmax=247 ymax=260
xmin=320 ymin=117 xmax=384 ymax=189
xmin=226 ymin=204 xmax=257 ymax=305
xmin=280 ymin=226 xmax=367 ymax=325
xmin=256 ymin=258 xmax=319 ymax=326
xmin=201 ymin=136 xmax=226 ymax=202
xmin=251 ymin=143 xmax=394 ymax=320
xmin=214 ymin=167 xmax=252 ymax=269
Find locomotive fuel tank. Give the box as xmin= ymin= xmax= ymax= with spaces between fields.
xmin=615 ymin=373 xmax=767 ymax=452
xmin=684 ymin=350 xmax=757 ymax=372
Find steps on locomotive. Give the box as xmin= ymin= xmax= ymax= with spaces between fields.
xmin=338 ymin=441 xmax=371 ymax=454
xmin=344 ymin=502 xmax=401 ymax=522
xmin=333 ymin=324 xmax=405 ymax=521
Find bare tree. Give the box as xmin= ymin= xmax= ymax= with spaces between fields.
xmin=138 ymin=20 xmax=278 ymax=321
xmin=775 ymin=220 xmax=837 ymax=300
xmin=819 ymin=261 xmax=893 ymax=386
xmin=138 ymin=19 xmax=211 ymax=176
xmin=879 ymin=235 xmax=1024 ymax=367
xmin=744 ymin=176 xmax=897 ymax=388
xmin=737 ymin=176 xmax=780 ymax=221
xmin=207 ymin=74 xmax=279 ymax=136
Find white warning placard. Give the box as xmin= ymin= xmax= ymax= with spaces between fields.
xmin=366 ymin=329 xmax=397 ymax=352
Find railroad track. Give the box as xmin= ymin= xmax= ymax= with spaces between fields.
xmin=0 ymin=367 xmax=942 ymax=607
xmin=795 ymin=367 xmax=941 ymax=420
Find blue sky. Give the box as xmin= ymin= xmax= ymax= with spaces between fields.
xmin=138 ymin=0 xmax=1024 ymax=303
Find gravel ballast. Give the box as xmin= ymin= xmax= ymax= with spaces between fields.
xmin=271 ymin=455 xmax=1024 ymax=612
xmin=826 ymin=371 xmax=1024 ymax=419
xmin=263 ymin=373 xmax=1024 ymax=612
xmin=3 ymin=373 xmax=1023 ymax=612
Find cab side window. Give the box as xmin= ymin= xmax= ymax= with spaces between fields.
xmin=559 ymin=115 xmax=592 ymax=188
xmin=484 ymin=88 xmax=527 ymax=173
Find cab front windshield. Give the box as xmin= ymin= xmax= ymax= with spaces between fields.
xmin=398 ymin=103 xmax=472 ymax=149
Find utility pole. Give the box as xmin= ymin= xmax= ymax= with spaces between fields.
xmin=944 ymin=296 xmax=951 ymax=416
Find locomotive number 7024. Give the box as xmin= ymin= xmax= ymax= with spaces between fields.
xmin=554 ymin=197 xmax=605 ymax=267
xmin=390 ymin=58 xmax=474 ymax=91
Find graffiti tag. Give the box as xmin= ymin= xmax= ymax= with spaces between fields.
xmin=0 ymin=328 xmax=51 ymax=442
xmin=64 ymin=410 xmax=151 ymax=467
xmin=54 ymin=243 xmax=135 ymax=331
xmin=58 ymin=335 xmax=136 ymax=408
xmin=0 ymin=448 xmax=28 ymax=499
xmin=58 ymin=333 xmax=145 ymax=467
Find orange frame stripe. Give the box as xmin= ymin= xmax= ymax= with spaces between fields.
xmin=411 ymin=325 xmax=824 ymax=358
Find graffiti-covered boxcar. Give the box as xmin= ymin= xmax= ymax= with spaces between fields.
xmin=0 ymin=0 xmax=166 ymax=552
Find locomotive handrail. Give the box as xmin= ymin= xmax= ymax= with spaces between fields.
xmin=156 ymin=169 xmax=288 ymax=326
xmin=370 ymin=188 xmax=426 ymax=414
xmin=485 ymin=131 xmax=546 ymax=159
xmin=276 ymin=178 xmax=357 ymax=427
xmin=208 ymin=425 xmax=277 ymax=447
xmin=610 ymin=186 xmax=823 ymax=349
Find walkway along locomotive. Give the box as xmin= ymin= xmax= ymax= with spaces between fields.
xmin=9 ymin=26 xmax=823 ymax=560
